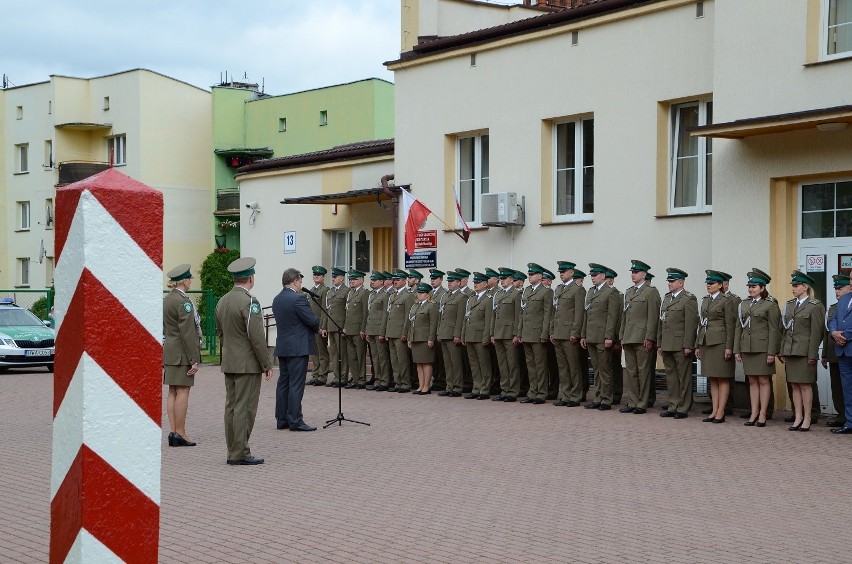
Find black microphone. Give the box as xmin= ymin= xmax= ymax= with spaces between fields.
xmin=303 ymin=288 xmax=320 ymax=299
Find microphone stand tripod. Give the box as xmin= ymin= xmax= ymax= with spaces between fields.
xmin=304 ymin=291 xmax=370 ymax=428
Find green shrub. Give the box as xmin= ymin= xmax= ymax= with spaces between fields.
xmin=31 ymin=296 xmax=49 ymax=320
xmin=197 ymin=248 xmax=240 ymax=332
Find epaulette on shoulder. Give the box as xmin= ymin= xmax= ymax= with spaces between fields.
xmin=809 ymin=298 xmax=821 ymax=305
xmin=766 ymin=296 xmax=777 ymax=303
xmin=684 ymin=291 xmax=694 ymax=298
xmin=787 ymin=298 xmax=797 ymax=303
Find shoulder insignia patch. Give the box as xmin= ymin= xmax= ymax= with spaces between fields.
xmin=250 ymin=302 xmax=261 ymax=315
xmin=809 ymin=299 xmax=821 ymax=305
xmin=766 ymin=296 xmax=777 ymax=303
xmin=183 ymin=302 xmax=192 ymax=313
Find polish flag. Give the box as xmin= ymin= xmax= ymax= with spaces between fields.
xmin=454 ymin=186 xmax=471 ymax=243
xmin=401 ymin=190 xmax=432 ymax=255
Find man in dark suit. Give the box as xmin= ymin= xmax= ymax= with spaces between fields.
xmin=829 ymin=277 xmax=852 ymax=435
xmin=272 ymin=268 xmax=320 ymax=432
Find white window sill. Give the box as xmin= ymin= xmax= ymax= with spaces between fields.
xmin=804 ymin=53 xmax=852 ymax=67
xmin=13 ymin=171 xmax=29 ymax=175
xmin=656 ymin=210 xmax=712 ymax=219
xmin=14 ymin=228 xmax=31 ymax=232
xmin=14 ymin=285 xmax=31 ymax=289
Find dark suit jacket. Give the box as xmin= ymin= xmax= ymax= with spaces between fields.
xmin=272 ymin=287 xmax=320 ymax=357
xmin=829 ymin=293 xmax=852 ymax=357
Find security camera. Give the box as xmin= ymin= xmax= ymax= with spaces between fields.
xmin=245 ymin=201 xmax=258 ymax=209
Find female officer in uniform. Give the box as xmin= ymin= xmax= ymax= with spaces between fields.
xmin=408 ymin=283 xmax=439 ymax=395
xmin=162 ymin=264 xmax=202 ymax=447
xmin=778 ymin=270 xmax=826 ymax=432
xmin=696 ymin=270 xmax=737 ymax=423
xmin=734 ymin=269 xmax=781 ymax=427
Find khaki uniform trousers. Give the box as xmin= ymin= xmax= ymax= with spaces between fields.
xmin=347 ymin=336 xmax=368 ymax=385
xmin=554 ymin=339 xmax=584 ymax=403
xmin=367 ymin=337 xmax=390 ymax=386
xmin=328 ymin=330 xmax=349 ymax=384
xmin=467 ymin=342 xmax=493 ymax=395
xmin=224 ymin=372 xmax=262 ymax=461
xmin=311 ymin=333 xmax=329 ymax=380
xmin=441 ymin=340 xmax=465 ymax=392
xmin=494 ymin=339 xmax=520 ymax=398
xmin=523 ymin=342 xmax=549 ymax=400
xmin=623 ymin=343 xmax=654 ymax=409
xmin=588 ymin=342 xmax=613 ymax=405
xmin=388 ymin=338 xmax=411 ymax=390
xmin=662 ymin=351 xmax=693 ymax=414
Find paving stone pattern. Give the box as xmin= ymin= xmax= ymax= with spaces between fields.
xmin=0 ymin=366 xmax=849 ymax=563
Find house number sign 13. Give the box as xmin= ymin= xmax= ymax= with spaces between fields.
xmin=283 ymin=231 xmax=296 ymax=254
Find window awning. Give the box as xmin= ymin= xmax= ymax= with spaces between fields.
xmin=690 ymin=105 xmax=852 ymax=139
xmin=280 ymin=185 xmax=409 ymax=205
xmin=214 ymin=147 xmax=274 ymax=157
xmin=55 ymin=122 xmax=112 ymax=130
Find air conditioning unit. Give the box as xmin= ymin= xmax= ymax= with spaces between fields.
xmin=481 ymin=192 xmax=524 ymax=226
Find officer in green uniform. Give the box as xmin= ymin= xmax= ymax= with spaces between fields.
xmin=644 ymin=271 xmax=659 ymax=407
xmin=581 ymin=263 xmax=620 ymax=410
xmin=490 ymin=267 xmax=522 ymax=401
xmin=456 ymin=268 xmax=474 ymax=297
xmin=782 ymin=269 xmax=822 ymax=424
xmin=658 ymin=268 xmax=699 ymax=419
xmin=307 ymin=266 xmax=330 ymax=386
xmin=365 ymin=272 xmax=390 ymax=390
xmin=342 ymin=270 xmax=369 ymax=388
xmin=517 ymin=263 xmax=554 ymax=404
xmin=823 ymin=274 xmax=851 ymax=427
xmin=618 ymin=260 xmax=661 ymax=414
xmin=606 ymin=268 xmax=624 ymax=405
xmin=429 ymin=269 xmax=448 ymax=391
xmin=163 ymin=263 xmax=202 ymax=447
xmin=436 ymin=271 xmax=466 ymax=396
xmin=323 ymin=267 xmax=349 ymax=387
xmin=385 ymin=270 xmax=415 ymax=392
xmin=215 ymin=257 xmax=272 ymax=465
xmin=707 ymin=270 xmax=737 ymax=416
xmin=541 ymin=268 xmax=560 ymax=400
xmin=551 ymin=261 xmax=587 ymax=407
xmin=484 ymin=267 xmax=502 ymax=395
xmin=455 ymin=268 xmax=475 ymax=392
xmin=462 ymin=272 xmax=493 ymax=399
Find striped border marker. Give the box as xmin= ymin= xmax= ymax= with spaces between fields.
xmin=50 ymin=169 xmax=163 ymax=563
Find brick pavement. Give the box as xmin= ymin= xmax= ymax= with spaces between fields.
xmin=1 ymin=365 xmax=850 ymax=563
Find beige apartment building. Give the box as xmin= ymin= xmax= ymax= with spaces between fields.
xmin=0 ymin=69 xmax=212 ymax=291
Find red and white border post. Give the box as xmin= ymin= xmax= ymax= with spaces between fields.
xmin=51 ymin=168 xmax=163 ymax=563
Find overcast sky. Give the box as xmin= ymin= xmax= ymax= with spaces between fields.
xmin=1 ymin=0 xmax=400 ymax=94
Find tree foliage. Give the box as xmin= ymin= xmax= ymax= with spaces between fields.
xmin=197 ymin=248 xmax=240 ymax=333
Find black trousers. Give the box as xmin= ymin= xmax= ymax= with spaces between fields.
xmin=276 ymin=355 xmax=308 ymax=428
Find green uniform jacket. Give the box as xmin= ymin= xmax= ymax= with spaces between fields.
xmin=385 ymin=288 xmax=415 ymax=339
xmin=215 ymin=286 xmax=272 ymax=374
xmin=407 ymin=300 xmax=439 ymax=342
xmin=322 ymin=285 xmax=347 ymax=332
xmin=430 ymin=286 xmax=447 ymax=304
xmin=364 ymin=289 xmax=389 ymax=336
xmin=343 ymin=286 xmax=369 ymax=334
xmin=581 ymin=284 xmax=620 ymax=343
xmin=657 ymin=290 xmax=699 ymax=352
xmin=733 ymin=296 xmax=781 ymax=355
xmin=163 ymin=289 xmax=201 ymax=366
xmin=489 ymin=286 xmax=521 ymax=340
xmin=308 ymin=284 xmax=329 ymax=329
xmin=696 ymin=293 xmax=736 ymax=348
xmin=619 ymin=283 xmax=661 ymax=344
xmin=779 ymin=298 xmax=825 ymax=360
xmin=551 ymin=281 xmax=585 ymax=340
xmin=462 ymin=291 xmax=493 ymax=343
xmin=518 ymin=284 xmax=554 ymax=341
xmin=437 ymin=290 xmax=466 ymax=340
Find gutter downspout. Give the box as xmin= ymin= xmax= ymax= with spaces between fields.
xmin=381 ymin=174 xmax=398 ymax=268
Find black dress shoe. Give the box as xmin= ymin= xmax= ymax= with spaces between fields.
xmin=673 ymin=412 xmax=688 ymax=419
xmin=344 ymin=383 xmax=357 ymax=389
xmin=831 ymin=426 xmax=852 ymax=434
xmin=420 ymin=390 xmax=432 ymax=395
xmin=366 ymin=378 xmax=375 ymax=386
xmin=492 ymin=395 xmax=507 ymax=401
xmin=554 ymin=400 xmax=569 ymax=407
xmin=277 ymin=423 xmax=288 ymax=430
xmin=756 ymin=421 xmax=766 ymax=427
xmin=172 ymin=433 xmax=196 ymax=447
xmin=167 ymin=432 xmax=175 ymax=446
xmin=519 ymin=397 xmax=535 ymax=403
xmin=438 ymin=390 xmax=452 ymax=396
xmin=744 ymin=419 xmax=757 ymax=427
xmin=366 ymin=385 xmax=377 ymax=390
xmin=826 ymin=419 xmax=844 ymax=427
xmin=387 ymin=387 xmax=399 ymax=392
xmin=701 ymin=407 xmax=713 ymax=415
xmin=597 ymin=403 xmax=611 ymax=411
xmin=660 ymin=410 xmax=676 ymax=417
xmin=227 ymin=456 xmax=264 ymax=465
xmin=397 ymin=388 xmax=411 ymax=393
xmin=447 ymin=391 xmax=462 ymax=397
xmin=463 ymin=393 xmax=477 ymax=399
xmin=632 ymin=408 xmax=647 ymax=414
xmin=375 ymin=385 xmax=389 ymax=391
xmin=788 ymin=423 xmax=802 ymax=431
xmin=798 ymin=425 xmax=811 ymax=432
xmin=411 ymin=390 xmax=422 ymax=395
xmin=503 ymin=396 xmax=517 ymax=402
xmin=531 ymin=398 xmax=545 ymax=405
xmin=566 ymin=401 xmax=580 ymax=407
xmin=584 ymin=402 xmax=601 ymax=409
xmin=712 ymin=417 xmax=726 ymax=424
xmin=702 ymin=417 xmax=716 ymax=423
xmin=619 ymin=406 xmax=635 ymax=413
xmin=327 ymin=382 xmax=341 ymax=388
xmin=290 ymin=422 xmax=317 ymax=432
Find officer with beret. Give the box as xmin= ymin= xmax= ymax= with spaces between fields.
xmin=551 ymin=261 xmax=587 ymax=407
xmin=385 ymin=270 xmax=416 ymax=392
xmin=215 ymin=257 xmax=273 ymax=465
xmin=734 ymin=268 xmax=780 ymax=426
xmin=658 ymin=268 xmax=699 ymax=419
xmin=365 ymin=272 xmax=391 ymax=390
xmin=462 ymin=272 xmax=493 ymax=399
xmin=823 ymin=274 xmax=851 ymax=427
xmin=618 ymin=260 xmax=661 ymax=414
xmin=779 ymin=270 xmax=825 ymax=431
xmin=581 ymin=263 xmax=621 ymax=410
xmin=307 ymin=266 xmax=330 ymax=386
xmin=490 ymin=267 xmax=522 ymax=401
xmin=605 ymin=268 xmax=624 ymax=406
xmin=163 ymin=264 xmax=202 ymax=447
xmin=516 ymin=263 xmax=554 ymax=404
xmin=436 ymin=271 xmax=467 ymax=397
xmin=323 ymin=267 xmax=349 ymax=387
xmin=343 ymin=270 xmax=369 ymax=389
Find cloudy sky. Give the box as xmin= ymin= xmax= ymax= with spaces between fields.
xmin=1 ymin=0 xmax=401 ymax=94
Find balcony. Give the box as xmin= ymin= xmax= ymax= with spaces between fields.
xmin=215 ymin=188 xmax=240 ymax=216
xmin=57 ymin=161 xmax=110 ymax=186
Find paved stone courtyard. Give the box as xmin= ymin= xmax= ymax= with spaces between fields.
xmin=1 ymin=365 xmax=849 ymax=563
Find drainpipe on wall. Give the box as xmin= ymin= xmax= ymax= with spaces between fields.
xmin=380 ymin=174 xmax=398 ymax=268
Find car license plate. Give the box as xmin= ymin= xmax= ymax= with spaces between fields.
xmin=25 ymin=349 xmax=52 ymax=357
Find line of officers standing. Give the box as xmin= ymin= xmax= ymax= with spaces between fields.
xmin=303 ymin=260 xmax=850 ymax=429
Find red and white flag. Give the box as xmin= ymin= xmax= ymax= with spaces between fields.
xmin=401 ymin=189 xmax=432 ymax=255
xmin=453 ymin=186 xmax=471 ymax=243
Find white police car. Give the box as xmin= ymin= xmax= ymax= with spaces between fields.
xmin=0 ymin=298 xmax=55 ymax=372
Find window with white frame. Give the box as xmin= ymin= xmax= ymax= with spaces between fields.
xmin=17 ymin=201 xmax=31 ymax=230
xmin=801 ymin=180 xmax=852 ymax=238
xmin=331 ymin=230 xmax=349 ymax=271
xmin=45 ymin=257 xmax=55 ymax=285
xmin=44 ymin=140 xmax=53 ymax=168
xmin=457 ymin=133 xmax=489 ymax=224
xmin=107 ymin=134 xmax=126 ymax=165
xmin=17 ymin=258 xmax=30 ymax=287
xmin=554 ymin=118 xmax=594 ymax=219
xmin=15 ymin=143 xmax=29 ymax=173
xmin=45 ymin=199 xmax=54 ymax=229
xmin=825 ymin=0 xmax=852 ymax=58
xmin=670 ymin=100 xmax=712 ymax=212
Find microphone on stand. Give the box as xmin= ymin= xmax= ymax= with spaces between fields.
xmin=303 ymin=288 xmax=320 ymax=299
